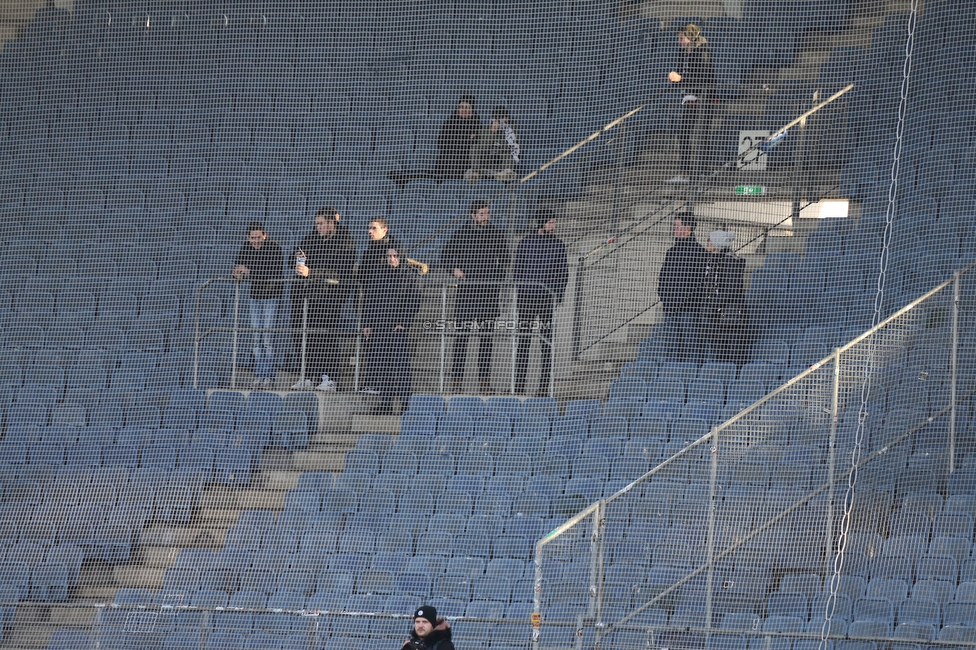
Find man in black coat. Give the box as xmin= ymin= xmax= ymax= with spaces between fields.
xmin=700 ymin=230 xmax=751 ymax=366
xmin=441 ymin=200 xmax=511 ymax=394
xmin=402 ymin=605 xmax=454 ymax=650
xmin=361 ymin=246 xmax=421 ymax=414
xmin=357 ymin=217 xmax=404 ymax=394
xmin=657 ymin=213 xmax=707 ymax=365
xmin=388 ymin=95 xmax=481 ymax=188
xmin=512 ymin=210 xmax=569 ymax=396
xmin=666 ymin=23 xmax=718 ymax=184
xmin=291 ymin=207 xmax=357 ymax=391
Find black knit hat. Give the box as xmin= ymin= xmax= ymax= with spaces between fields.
xmin=459 ymin=94 xmax=475 ymax=107
xmin=534 ymin=209 xmax=556 ymax=231
xmin=414 ymin=605 xmax=437 ymax=626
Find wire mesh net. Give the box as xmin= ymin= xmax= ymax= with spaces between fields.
xmin=2 ymin=0 xmax=976 ymax=649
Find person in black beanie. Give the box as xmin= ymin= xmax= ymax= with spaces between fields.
xmin=402 ymin=605 xmax=454 ymax=650
xmin=388 ymin=95 xmax=482 ymax=188
xmin=512 ymin=209 xmax=568 ymax=396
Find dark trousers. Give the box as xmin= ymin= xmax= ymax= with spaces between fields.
xmin=676 ymin=100 xmax=713 ymax=177
xmin=452 ymin=321 xmax=495 ymax=382
xmin=364 ymin=330 xmax=412 ymax=404
xmin=295 ymin=300 xmax=343 ymax=380
xmin=515 ymin=294 xmax=555 ymax=392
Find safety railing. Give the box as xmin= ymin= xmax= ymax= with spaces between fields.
xmin=533 ymin=262 xmax=975 ymax=650
xmin=193 ymin=276 xmax=560 ymax=398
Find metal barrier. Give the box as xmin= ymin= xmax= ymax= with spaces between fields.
xmin=193 ymin=276 xmax=559 ymax=397
xmin=533 ymin=263 xmax=976 ymax=650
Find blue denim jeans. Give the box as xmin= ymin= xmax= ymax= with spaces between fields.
xmin=665 ymin=312 xmax=701 ymax=365
xmin=248 ymin=298 xmax=278 ymax=380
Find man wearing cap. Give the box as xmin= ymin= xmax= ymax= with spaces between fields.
xmin=512 ymin=209 xmax=569 ymax=396
xmin=700 ymin=229 xmax=751 ymax=366
xmin=657 ymin=213 xmax=707 ymax=364
xmin=402 ymin=605 xmax=454 ymax=650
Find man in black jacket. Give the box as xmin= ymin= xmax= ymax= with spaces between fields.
xmin=701 ymin=230 xmax=751 ymax=366
xmin=361 ymin=246 xmax=421 ymax=414
xmin=441 ymin=200 xmax=511 ymax=394
xmin=666 ymin=23 xmax=718 ymax=184
xmin=657 ymin=213 xmax=707 ymax=365
xmin=291 ymin=207 xmax=357 ymax=391
xmin=512 ymin=210 xmax=569 ymax=396
xmin=402 ymin=605 xmax=454 ymax=650
xmin=388 ymin=95 xmax=481 ymax=188
xmin=232 ymin=222 xmax=284 ymax=389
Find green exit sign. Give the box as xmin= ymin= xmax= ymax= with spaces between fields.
xmin=734 ymin=185 xmax=766 ymax=196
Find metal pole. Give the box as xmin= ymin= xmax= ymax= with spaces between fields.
xmin=549 ymin=292 xmax=556 ymax=398
xmin=299 ymin=297 xmax=309 ymax=383
xmin=611 ymin=122 xmax=627 ymax=235
xmin=949 ymin=271 xmax=960 ymax=474
xmin=532 ymin=541 xmax=543 ymax=650
xmin=440 ymin=283 xmax=447 ymax=394
xmin=705 ymin=426 xmax=719 ymax=630
xmin=193 ymin=284 xmax=202 ymax=389
xmin=591 ymin=501 xmax=606 ymax=648
xmin=511 ymin=282 xmax=518 ymax=395
xmin=230 ymin=279 xmax=241 ymax=390
xmin=354 ymin=288 xmax=362 ymax=393
xmin=571 ymin=258 xmax=585 ymax=360
xmin=826 ymin=347 xmax=841 ymax=574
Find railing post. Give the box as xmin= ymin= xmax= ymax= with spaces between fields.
xmin=354 ymin=289 xmax=363 ymax=393
xmin=705 ymin=425 xmax=719 ymax=629
xmin=590 ymin=500 xmax=606 ymax=647
xmin=949 ymin=270 xmax=960 ymax=474
xmin=571 ymin=258 xmax=585 ymax=361
xmin=439 ymin=283 xmax=447 ymax=394
xmin=826 ymin=347 xmax=841 ymax=574
xmin=532 ymin=541 xmax=543 ymax=650
xmin=511 ymin=282 xmax=518 ymax=395
xmin=299 ymin=297 xmax=309 ymax=384
xmin=549 ymin=291 xmax=556 ymax=398
xmin=230 ymin=279 xmax=241 ymax=390
xmin=193 ymin=284 xmax=202 ymax=390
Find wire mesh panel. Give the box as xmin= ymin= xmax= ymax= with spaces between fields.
xmin=3 ymin=1 xmax=976 ymax=650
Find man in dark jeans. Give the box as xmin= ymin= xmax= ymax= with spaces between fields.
xmin=441 ymin=200 xmax=511 ymax=394
xmin=232 ymin=221 xmax=284 ymax=389
xmin=291 ymin=207 xmax=357 ymax=391
xmin=513 ymin=210 xmax=568 ymax=396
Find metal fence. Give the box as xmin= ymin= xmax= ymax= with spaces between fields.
xmin=533 ymin=264 xmax=976 ymax=650
xmin=193 ymin=276 xmax=560 ymax=398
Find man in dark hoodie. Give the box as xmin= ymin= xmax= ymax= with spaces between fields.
xmin=291 ymin=206 xmax=358 ymax=392
xmin=513 ymin=210 xmax=568 ymax=396
xmin=389 ymin=95 xmax=481 ymax=188
xmin=657 ymin=213 xmax=707 ymax=365
xmin=361 ymin=246 xmax=421 ymax=414
xmin=402 ymin=605 xmax=454 ymax=650
xmin=441 ymin=200 xmax=511 ymax=394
